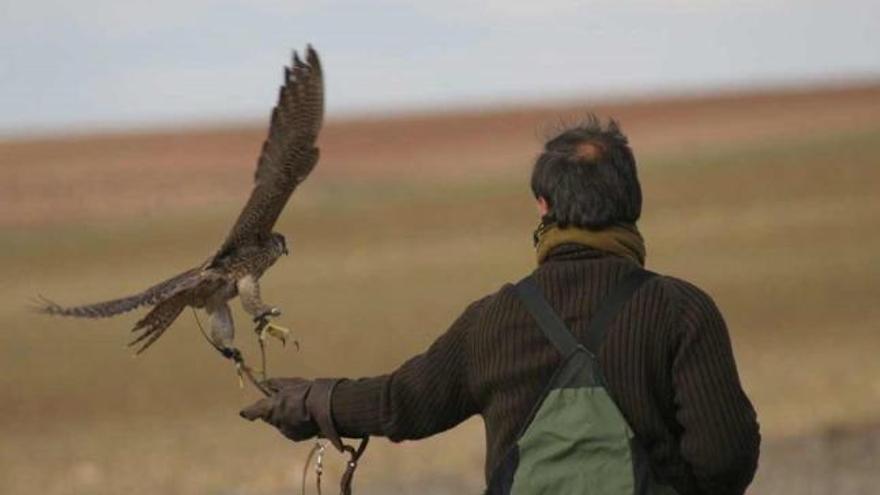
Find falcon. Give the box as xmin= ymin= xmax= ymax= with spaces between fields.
xmin=39 ymin=46 xmax=324 ymax=367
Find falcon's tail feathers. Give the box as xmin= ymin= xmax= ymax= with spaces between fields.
xmin=128 ymin=298 xmax=187 ymax=355
xmin=35 ymin=266 xmax=203 ymax=320
xmin=34 ymin=293 xmax=147 ymax=319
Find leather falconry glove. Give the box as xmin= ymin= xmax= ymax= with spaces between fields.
xmin=239 ymin=377 xmax=345 ymax=451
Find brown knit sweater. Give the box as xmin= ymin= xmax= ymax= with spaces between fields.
xmin=331 ymin=244 xmax=760 ymax=494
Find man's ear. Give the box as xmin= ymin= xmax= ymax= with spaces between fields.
xmin=536 ymin=196 xmax=550 ymax=216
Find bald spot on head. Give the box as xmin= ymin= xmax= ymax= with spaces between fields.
xmin=574 ymin=141 xmax=606 ymax=161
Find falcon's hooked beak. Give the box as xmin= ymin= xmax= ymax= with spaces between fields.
xmin=278 ymin=236 xmax=289 ymax=256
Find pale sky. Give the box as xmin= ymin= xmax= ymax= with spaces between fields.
xmin=2 ymin=0 xmax=878 ymax=137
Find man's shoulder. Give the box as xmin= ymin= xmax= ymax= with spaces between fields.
xmin=472 ymin=283 xmax=514 ymax=308
xmin=459 ymin=280 xmax=521 ymax=323
xmin=464 ymin=269 xmax=723 ymax=325
xmin=651 ymin=273 xmax=727 ymax=336
xmin=474 ymin=267 xmax=715 ymax=300
xmin=654 ymin=273 xmax=721 ymax=310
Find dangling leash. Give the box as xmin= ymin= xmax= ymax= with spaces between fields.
xmin=191 ymin=309 xmax=369 ymax=494
xmin=338 ymin=437 xmax=370 ymax=495
xmin=300 ymin=436 xmax=369 ymax=495
xmin=302 ymin=442 xmax=325 ymax=495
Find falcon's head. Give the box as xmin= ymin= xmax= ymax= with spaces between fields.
xmin=269 ymin=232 xmax=289 ymax=257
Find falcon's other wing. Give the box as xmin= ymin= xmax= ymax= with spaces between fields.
xmin=212 ymin=46 xmax=324 ymax=262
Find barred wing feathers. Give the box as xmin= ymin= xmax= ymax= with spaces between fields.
xmin=213 ymin=46 xmax=324 ymax=261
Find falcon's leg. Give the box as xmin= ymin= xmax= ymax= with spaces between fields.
xmin=237 ymin=275 xmax=293 ymax=348
xmin=207 ymin=301 xmax=235 ymax=350
xmin=206 ymin=301 xmax=251 ymax=384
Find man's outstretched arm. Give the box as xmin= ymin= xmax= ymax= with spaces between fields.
xmin=241 ymin=297 xmax=486 ymax=444
xmin=332 ymin=297 xmax=485 ymax=441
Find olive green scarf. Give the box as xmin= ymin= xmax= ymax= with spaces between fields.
xmin=534 ymin=223 xmax=646 ymax=266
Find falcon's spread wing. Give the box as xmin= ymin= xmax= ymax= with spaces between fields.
xmin=212 ymin=46 xmax=324 ymax=262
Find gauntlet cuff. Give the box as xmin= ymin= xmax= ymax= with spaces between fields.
xmin=306 ymin=378 xmax=344 ymax=452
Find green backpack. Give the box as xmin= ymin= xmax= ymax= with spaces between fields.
xmin=486 ymin=269 xmax=680 ymax=495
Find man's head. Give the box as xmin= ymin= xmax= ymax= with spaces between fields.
xmin=531 ymin=115 xmax=641 ymax=229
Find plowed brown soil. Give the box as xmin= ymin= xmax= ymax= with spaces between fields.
xmin=4 ymin=84 xmax=880 ymax=227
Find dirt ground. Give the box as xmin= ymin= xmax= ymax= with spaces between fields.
xmin=1 ymin=84 xmax=879 ymax=494
xmin=752 ymin=422 xmax=880 ymax=495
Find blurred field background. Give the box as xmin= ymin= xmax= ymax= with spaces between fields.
xmin=2 ymin=83 xmax=880 ymax=494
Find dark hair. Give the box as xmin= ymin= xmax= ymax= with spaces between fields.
xmin=530 ymin=115 xmax=641 ymax=229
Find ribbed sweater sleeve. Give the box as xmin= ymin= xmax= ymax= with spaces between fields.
xmin=670 ymin=279 xmax=761 ymax=495
xmin=331 ymin=298 xmax=484 ymax=441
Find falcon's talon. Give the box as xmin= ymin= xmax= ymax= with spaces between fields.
xmin=234 ymin=361 xmax=245 ymax=389
xmin=257 ymin=321 xmax=292 ymax=347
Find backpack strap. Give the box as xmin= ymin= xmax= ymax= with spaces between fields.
xmin=583 ymin=269 xmax=657 ymax=355
xmin=515 ymin=269 xmax=657 ymax=358
xmin=516 ymin=277 xmax=581 ymax=358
